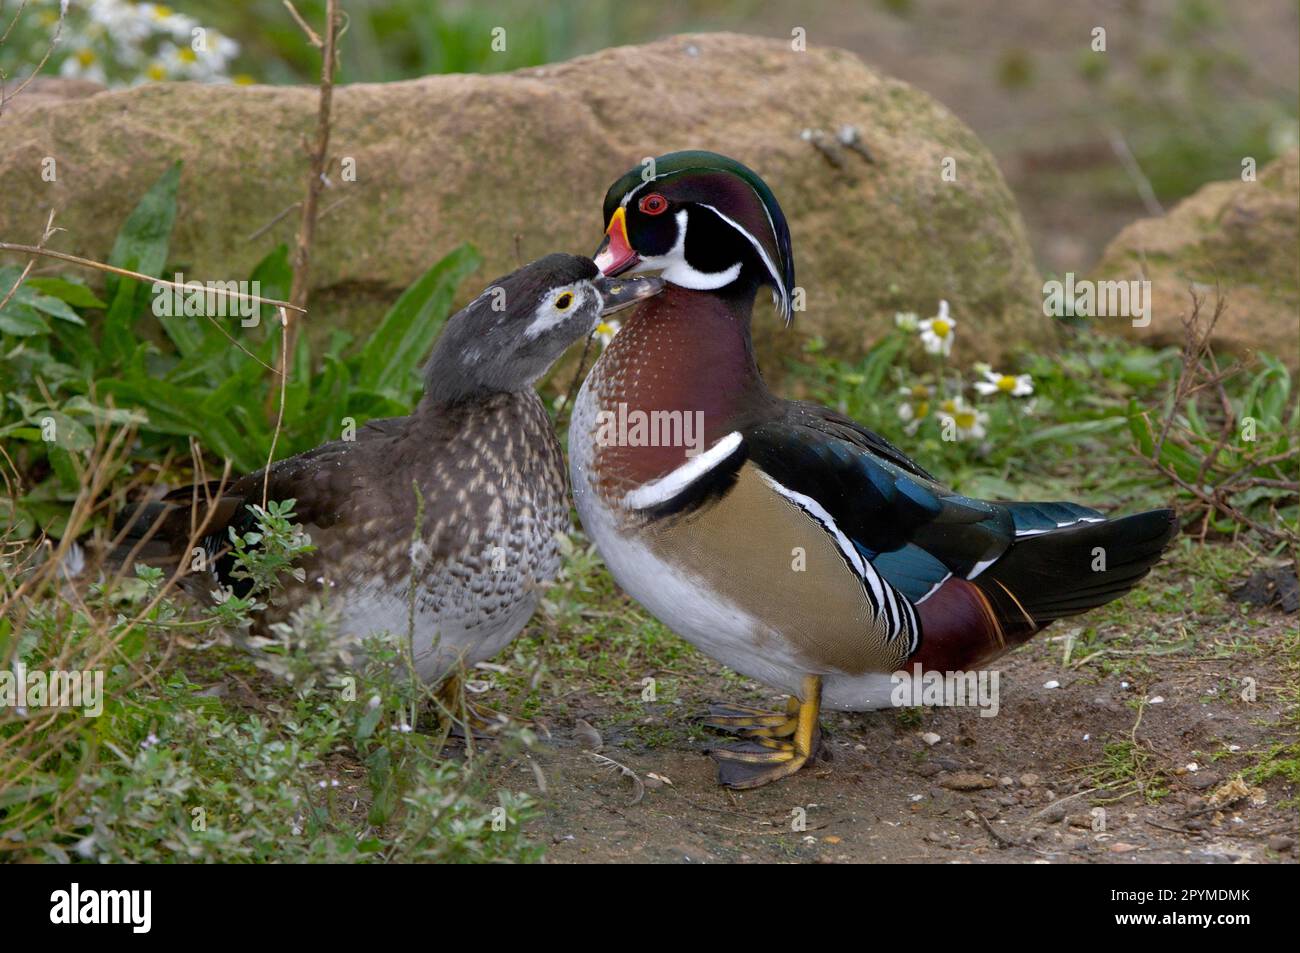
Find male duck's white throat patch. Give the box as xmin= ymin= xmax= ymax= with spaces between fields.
xmin=637 ymin=210 xmax=742 ymax=291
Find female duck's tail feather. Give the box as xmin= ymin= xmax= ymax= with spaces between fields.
xmin=109 ymin=489 xmax=243 ymax=577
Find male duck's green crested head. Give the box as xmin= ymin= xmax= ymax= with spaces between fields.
xmin=424 ymin=253 xmax=662 ymax=404
xmin=593 ymin=151 xmax=795 ymax=321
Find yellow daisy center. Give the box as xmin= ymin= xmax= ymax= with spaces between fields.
xmin=954 ymin=410 xmax=977 ymax=428
xmin=932 ymin=318 xmax=951 ymax=337
xmin=154 ymin=5 xmax=174 ymax=17
xmin=179 ymin=47 xmax=198 ymax=63
xmin=595 ymin=322 xmax=615 ymax=336
xmin=996 ymin=375 xmax=1017 ymax=391
xmin=76 ymin=49 xmax=96 ymax=66
xmin=146 ymin=63 xmax=167 ymax=81
xmin=915 ymin=401 xmax=930 ymax=418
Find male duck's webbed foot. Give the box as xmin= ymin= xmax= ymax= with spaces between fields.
xmin=708 ymin=676 xmax=825 ymax=789
xmin=702 ymin=696 xmax=799 ymax=738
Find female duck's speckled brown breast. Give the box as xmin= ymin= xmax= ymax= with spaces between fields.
xmin=234 ymin=390 xmax=568 ymax=678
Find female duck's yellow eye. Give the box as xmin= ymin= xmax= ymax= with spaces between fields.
xmin=555 ymin=292 xmax=574 ymax=311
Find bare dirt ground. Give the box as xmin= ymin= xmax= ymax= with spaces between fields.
xmin=474 ymin=551 xmax=1299 ymax=864
xmin=502 ymin=634 xmax=1295 ymax=864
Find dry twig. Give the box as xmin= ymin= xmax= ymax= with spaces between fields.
xmin=1135 ymin=289 xmax=1298 ymax=549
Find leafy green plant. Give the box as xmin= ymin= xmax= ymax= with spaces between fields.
xmin=785 ymin=297 xmax=1296 ymax=541
xmin=787 ymin=305 xmax=1174 ymax=498
xmin=1129 ymin=297 xmax=1298 ymax=545
xmin=1 ymin=485 xmax=539 ymax=863
xmin=0 ymin=162 xmax=482 ymax=538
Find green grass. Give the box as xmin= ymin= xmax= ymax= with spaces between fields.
xmin=1242 ymin=627 xmax=1300 ymax=805
xmin=1086 ymin=736 xmax=1171 ymax=805
xmin=1 ymin=505 xmax=542 ymax=863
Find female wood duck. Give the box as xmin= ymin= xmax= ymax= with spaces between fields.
xmin=116 ymin=254 xmax=662 ymax=719
xmin=573 ymin=151 xmax=1178 ymax=788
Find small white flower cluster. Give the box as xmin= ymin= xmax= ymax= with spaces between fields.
xmin=594 ymin=319 xmax=620 ymax=348
xmin=54 ymin=0 xmax=241 ymax=86
xmin=894 ymin=301 xmax=1034 ymax=441
xmin=898 ymin=390 xmax=989 ymax=440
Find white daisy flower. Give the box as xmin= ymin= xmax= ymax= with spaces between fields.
xmin=918 ymin=300 xmax=956 ymax=356
xmin=595 ymin=319 xmax=620 ymax=347
xmin=158 ymin=40 xmax=201 ymax=78
xmin=974 ymin=369 xmax=1034 ymax=397
xmin=894 ymin=311 xmax=919 ymax=332
xmin=211 ymin=33 xmax=240 ymax=63
xmin=148 ymin=4 xmax=200 ymax=44
xmin=938 ymin=397 xmax=989 ymax=441
xmin=60 ymin=48 xmax=108 ymax=83
xmin=92 ymin=0 xmax=152 ymax=45
xmin=897 ymin=384 xmax=933 ymax=435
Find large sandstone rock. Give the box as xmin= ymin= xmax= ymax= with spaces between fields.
xmin=1093 ymin=149 xmax=1299 ymax=368
xmin=1 ymin=33 xmax=1048 ymax=379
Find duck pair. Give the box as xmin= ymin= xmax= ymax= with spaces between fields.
xmin=118 ymin=151 xmax=1177 ymax=788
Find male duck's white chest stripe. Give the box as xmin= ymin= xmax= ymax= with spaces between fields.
xmin=757 ymin=471 xmax=920 ymax=654
xmin=622 ymin=430 xmax=744 ymax=510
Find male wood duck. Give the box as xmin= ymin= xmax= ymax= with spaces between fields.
xmin=116 ymin=254 xmax=662 ymax=719
xmin=572 ymin=151 xmax=1178 ymax=788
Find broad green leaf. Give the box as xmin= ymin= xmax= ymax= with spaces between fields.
xmin=99 ymin=374 xmax=261 ymax=471
xmin=0 ymin=267 xmax=86 ymax=326
xmin=27 ymin=291 xmax=84 ymax=324
xmin=156 ymin=301 xmax=207 ymax=359
xmin=103 ymin=161 xmax=182 ymax=366
xmin=1020 ymin=416 xmax=1127 ymax=445
xmin=279 ymin=328 xmax=313 ymax=435
xmin=249 ymin=243 xmax=292 ymax=330
xmin=0 ymin=303 xmax=49 ymax=336
xmin=858 ymin=333 xmax=905 ymax=397
xmin=25 ymin=276 xmax=106 ymax=309
xmin=26 ymin=410 xmax=94 ymax=452
xmin=355 ymin=243 xmax=481 ymax=400
xmin=47 ymin=445 xmax=80 ymax=490
xmin=302 ymin=351 xmax=351 ymax=448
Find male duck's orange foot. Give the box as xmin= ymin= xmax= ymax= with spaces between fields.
xmin=701 ymin=697 xmax=799 ymax=739
xmin=710 ymin=732 xmax=821 ymax=788
xmin=706 ymin=675 xmax=824 ymax=789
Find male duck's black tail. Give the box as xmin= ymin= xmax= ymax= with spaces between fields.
xmin=978 ymin=507 xmax=1179 ymax=636
xmin=914 ymin=507 xmax=1178 ymax=671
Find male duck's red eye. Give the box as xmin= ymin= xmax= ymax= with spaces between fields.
xmin=639 ymin=193 xmax=668 ymax=216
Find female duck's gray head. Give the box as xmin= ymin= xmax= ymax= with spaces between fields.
xmin=423 ymin=253 xmax=662 ymax=404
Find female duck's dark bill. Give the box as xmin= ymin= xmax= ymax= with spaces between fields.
xmin=595 ymin=274 xmax=662 ymax=315
xmin=593 ymin=206 xmax=640 ymax=276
